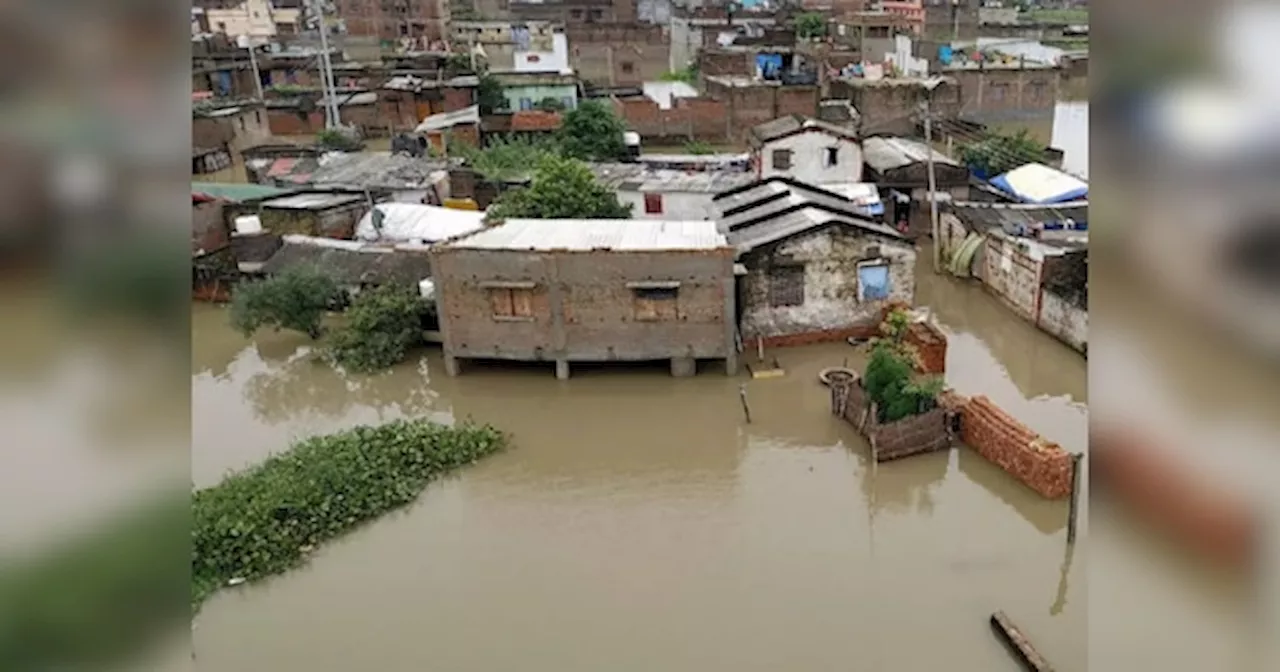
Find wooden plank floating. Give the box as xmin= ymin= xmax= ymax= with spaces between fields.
xmin=990 ymin=611 xmax=1055 ymax=672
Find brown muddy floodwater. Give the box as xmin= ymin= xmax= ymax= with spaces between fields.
xmin=191 ymin=251 xmax=1089 ymax=671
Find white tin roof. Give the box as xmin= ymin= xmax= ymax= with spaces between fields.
xmin=444 ymin=219 xmax=728 ymax=251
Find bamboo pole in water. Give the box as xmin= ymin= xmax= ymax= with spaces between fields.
xmin=990 ymin=611 xmax=1055 ymax=672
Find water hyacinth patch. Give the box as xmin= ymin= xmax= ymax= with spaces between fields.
xmin=192 ymin=419 xmax=506 ymax=609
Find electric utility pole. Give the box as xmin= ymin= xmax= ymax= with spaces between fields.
xmin=921 ymin=96 xmax=941 ymax=274
xmin=309 ymin=0 xmax=340 ymax=129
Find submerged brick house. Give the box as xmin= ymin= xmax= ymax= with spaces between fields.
xmin=713 ymin=179 xmax=916 ymax=345
xmin=430 ymin=219 xmax=738 ymax=379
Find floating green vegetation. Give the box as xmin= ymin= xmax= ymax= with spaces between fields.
xmin=192 ymin=420 xmax=507 ymax=609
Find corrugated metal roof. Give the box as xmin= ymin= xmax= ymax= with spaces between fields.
xmin=260 ymin=193 xmax=366 ymax=210
xmin=589 ymin=163 xmax=758 ymax=194
xmin=445 ymin=219 xmax=728 ymax=251
xmin=355 ymin=203 xmax=485 ymax=243
xmin=727 ymin=207 xmax=907 ymax=257
xmin=749 ymin=115 xmax=859 ymax=146
xmin=305 ymin=152 xmax=452 ymax=190
xmin=415 ymin=105 xmax=482 ymax=133
xmin=191 ymin=182 xmax=290 ymax=203
xmin=862 ymin=136 xmax=960 ymax=171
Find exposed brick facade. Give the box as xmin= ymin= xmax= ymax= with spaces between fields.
xmin=567 ymin=24 xmax=669 ymax=87
xmin=905 ymin=321 xmax=947 ymax=374
xmin=430 ymin=245 xmax=738 ymax=377
xmin=610 ymin=96 xmax=730 ymax=142
xmin=959 ymin=395 xmax=1074 ymax=499
xmin=336 ymin=0 xmax=449 ymax=41
xmin=703 ymin=79 xmax=822 ymax=142
xmin=192 ymin=199 xmax=229 ymax=255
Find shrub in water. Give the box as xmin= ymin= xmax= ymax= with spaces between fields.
xmin=192 ymin=419 xmax=506 ymax=608
xmin=326 ymin=284 xmax=427 ymax=373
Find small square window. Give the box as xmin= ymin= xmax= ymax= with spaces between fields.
xmin=771 ymin=149 xmax=792 ymax=170
xmin=571 ymin=9 xmax=583 ymax=19
xmin=769 ymin=265 xmax=804 ymax=307
xmin=643 ymin=193 xmax=663 ymax=214
xmin=632 ymin=287 xmax=678 ymax=321
xmin=519 ymin=98 xmax=533 ymax=110
xmin=589 ymin=9 xmax=604 ymax=20
xmin=621 ymin=62 xmax=635 ymax=75
xmin=489 ymin=288 xmax=535 ymax=319
xmin=825 ymin=147 xmax=839 ymax=167
xmin=857 ymin=262 xmax=892 ymax=302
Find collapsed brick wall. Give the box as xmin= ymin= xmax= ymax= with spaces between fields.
xmin=905 ymin=321 xmax=947 ymax=374
xmin=960 ymin=395 xmax=1074 ymax=499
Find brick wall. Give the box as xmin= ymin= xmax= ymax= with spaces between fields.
xmin=192 ymin=200 xmax=228 ymax=254
xmin=946 ymin=67 xmax=1060 ymax=122
xmin=827 ymin=79 xmax=962 ymax=136
xmin=703 ymin=81 xmax=822 ymax=142
xmin=905 ymin=321 xmax=947 ymax=374
xmin=431 ymin=248 xmax=736 ymax=365
xmin=959 ymin=395 xmax=1074 ymax=499
xmin=698 ymin=50 xmax=754 ymax=78
xmin=266 ymin=103 xmax=383 ymax=135
xmin=611 ymin=96 xmax=730 ymax=141
xmin=568 ymin=24 xmax=671 ymax=87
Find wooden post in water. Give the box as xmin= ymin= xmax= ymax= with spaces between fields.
xmin=757 ymin=336 xmax=764 ymax=362
xmin=990 ymin=611 xmax=1055 ymax=672
xmin=1067 ymin=452 xmax=1084 ymax=545
xmin=739 ymin=385 xmax=752 ymax=424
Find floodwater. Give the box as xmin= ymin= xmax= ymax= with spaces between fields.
xmin=191 ymin=252 xmax=1090 ymax=671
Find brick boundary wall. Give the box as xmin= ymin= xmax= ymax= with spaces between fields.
xmin=958 ymin=394 xmax=1074 ymax=499
xmin=758 ymin=323 xmax=880 ymax=349
xmin=905 ymin=321 xmax=947 ymax=374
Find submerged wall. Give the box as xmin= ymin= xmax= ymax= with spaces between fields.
xmin=958 ymin=394 xmax=1074 ymax=499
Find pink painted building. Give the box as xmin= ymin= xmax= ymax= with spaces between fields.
xmin=878 ymin=0 xmax=926 ymax=33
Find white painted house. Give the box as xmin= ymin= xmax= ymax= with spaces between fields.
xmin=747 ymin=116 xmax=864 ymax=185
xmin=590 ymin=163 xmax=757 ymax=221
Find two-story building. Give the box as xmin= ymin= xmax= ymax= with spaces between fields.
xmin=747 ymin=115 xmax=864 ymax=185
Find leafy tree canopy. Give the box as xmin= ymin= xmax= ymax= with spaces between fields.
xmin=475 ymin=72 xmax=505 ymax=114
xmin=558 ymin=100 xmax=629 ymax=162
xmin=229 ymin=266 xmax=339 ymax=340
xmin=452 ymin=134 xmax=559 ymax=182
xmin=326 ymin=284 xmax=426 ymax=373
xmin=487 ymin=156 xmax=632 ymax=220
xmin=795 ymin=13 xmax=827 ymax=40
xmin=862 ymin=307 xmax=945 ymax=423
xmin=957 ymin=128 xmax=1047 ymax=177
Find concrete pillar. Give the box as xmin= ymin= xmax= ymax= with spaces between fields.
xmin=670 ymin=356 xmax=696 ymax=378
xmin=725 ymin=352 xmax=738 ymax=376
xmin=443 ymin=353 xmax=460 ymax=377
xmin=555 ymin=359 xmax=570 ymax=380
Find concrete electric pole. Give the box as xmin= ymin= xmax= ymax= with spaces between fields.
xmin=921 ymin=97 xmax=941 ymax=274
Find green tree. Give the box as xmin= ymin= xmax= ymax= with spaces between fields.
xmin=861 ymin=307 xmax=944 ymax=423
xmin=316 ymin=128 xmax=362 ymax=151
xmin=476 ymin=72 xmax=505 ymax=114
xmin=957 ymin=128 xmax=1047 ymax=177
xmin=229 ymin=266 xmax=339 ymax=340
xmin=795 ymin=13 xmax=827 ymax=40
xmin=452 ymin=134 xmax=560 ymax=182
xmin=488 ymin=156 xmax=632 ymax=220
xmin=558 ymin=100 xmax=628 ymax=161
xmin=326 ymin=284 xmax=426 ymax=373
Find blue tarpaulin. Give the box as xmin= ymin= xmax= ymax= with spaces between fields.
xmin=756 ymin=54 xmax=783 ymax=79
